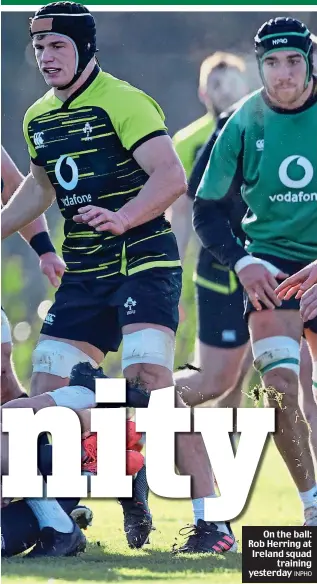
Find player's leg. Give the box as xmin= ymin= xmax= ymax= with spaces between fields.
xmin=0 ymin=311 xmax=80 ymax=549
xmin=0 ymin=420 xmax=86 ymax=557
xmin=214 ymin=343 xmax=253 ymax=409
xmin=1 ymin=368 xmax=97 ymax=529
xmin=1 ymin=309 xmax=26 ymax=403
xmin=249 ymin=309 xmax=317 ymax=525
xmin=30 ymin=334 xmax=102 ymax=397
xmin=176 ymin=342 xmax=249 ymax=408
xmin=1 ymin=499 xmax=40 ymax=558
xmin=174 ymin=263 xmax=249 ymax=408
xmin=303 ymin=321 xmax=317 ymax=397
xmin=2 ymin=444 xmax=84 ymax=558
xmin=2 ymin=363 xmax=141 ymax=545
xmin=26 ymin=281 xmax=120 ymax=552
xmin=1 ymin=363 xmax=139 ymax=474
xmin=0 ymin=358 xmax=101 ymax=557
xmin=2 ymin=409 xmax=140 ymax=559
xmin=30 ymin=273 xmax=147 ymax=550
xmin=298 ymin=339 xmax=317 ymax=465
xmin=28 ymin=281 xmax=104 ymax=541
xmin=120 ymin=267 xmax=237 ymax=553
xmin=1 ymin=441 xmax=82 ymax=558
xmin=30 ymin=280 xmax=105 ymax=398
xmin=300 ymin=327 xmax=317 ymax=520
xmin=66 ymin=361 xmax=153 ymax=548
xmin=123 ymin=324 xmax=236 ymax=553
xmin=1 ymin=370 xmax=98 ymax=412
xmin=1 ymin=497 xmax=82 ymax=558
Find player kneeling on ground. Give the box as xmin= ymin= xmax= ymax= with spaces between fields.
xmin=1 ymin=369 xmax=144 ymax=557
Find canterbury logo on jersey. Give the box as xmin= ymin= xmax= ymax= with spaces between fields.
xmin=34 ymin=131 xmax=46 ymax=149
xmin=44 ymin=313 xmax=55 ymax=325
xmin=270 ymin=155 xmax=316 ymax=203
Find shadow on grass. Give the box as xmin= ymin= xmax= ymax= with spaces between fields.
xmin=2 ymin=542 xmax=242 ymax=581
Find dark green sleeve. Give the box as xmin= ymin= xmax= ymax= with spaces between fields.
xmin=193 ymin=111 xmax=248 ymax=269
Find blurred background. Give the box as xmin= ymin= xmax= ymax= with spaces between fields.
xmin=2 ymin=10 xmax=317 ymax=386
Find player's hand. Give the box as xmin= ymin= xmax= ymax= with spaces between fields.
xmin=73 ymin=206 xmax=127 ymax=235
xmin=238 ymin=264 xmax=288 ymax=311
xmin=300 ymin=284 xmax=317 ymax=322
xmin=39 ymin=252 xmax=66 ymax=288
xmin=276 ymin=260 xmax=317 ymax=301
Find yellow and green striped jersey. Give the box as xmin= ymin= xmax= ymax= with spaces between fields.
xmin=23 ymin=66 xmax=180 ymax=279
xmin=172 ymin=113 xmax=215 ymax=178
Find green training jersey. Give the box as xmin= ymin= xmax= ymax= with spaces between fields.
xmin=23 ymin=66 xmax=180 ymax=280
xmin=173 ymin=113 xmax=215 ymax=178
xmin=197 ymin=82 xmax=317 ymax=263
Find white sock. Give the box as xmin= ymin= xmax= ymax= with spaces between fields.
xmin=192 ymin=496 xmax=205 ymax=524
xmin=299 ymin=485 xmax=317 ymax=510
xmin=192 ymin=495 xmax=230 ymax=535
xmin=26 ymin=498 xmax=73 ymax=533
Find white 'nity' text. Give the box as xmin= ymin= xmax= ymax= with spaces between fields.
xmin=1 ymin=382 xmax=275 ymax=521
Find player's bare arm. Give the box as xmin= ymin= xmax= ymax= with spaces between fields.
xmin=1 ymin=162 xmax=56 ymax=241
xmin=300 ymin=284 xmax=317 ymax=322
xmin=2 ymin=147 xmax=50 ymax=243
xmin=276 ymin=260 xmax=317 ymax=300
xmin=1 ymin=147 xmax=24 ymax=204
xmin=167 ymin=194 xmax=193 ymax=263
xmin=73 ymin=135 xmax=187 ymax=233
xmin=1 ymin=148 xmax=65 ymax=286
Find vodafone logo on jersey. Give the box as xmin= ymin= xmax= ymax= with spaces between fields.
xmin=55 ymin=155 xmax=79 ymax=191
xmin=270 ymin=155 xmax=316 ymax=203
xmin=55 ymin=155 xmax=93 ymax=207
xmin=279 ymin=155 xmax=313 ymax=189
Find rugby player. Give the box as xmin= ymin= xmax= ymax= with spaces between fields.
xmin=1 ymin=498 xmax=85 ymax=558
xmin=1 ymin=2 xmax=237 ymax=555
xmin=1 ymin=395 xmax=143 ymax=558
xmin=194 ymin=17 xmax=317 ymax=525
xmin=1 ymin=146 xmax=65 ymax=404
xmin=172 ymin=52 xmax=247 ymax=178
xmin=274 ymin=33 xmax=317 ymax=462
xmin=0 ymin=364 xmax=146 ymax=555
xmin=1 ymin=437 xmax=86 ymax=559
xmin=169 ymin=54 xmax=251 ymax=408
xmin=177 ymin=78 xmax=317 ymax=457
xmin=1 ymin=148 xmax=85 ymax=556
xmin=0 ymin=425 xmax=87 ymax=557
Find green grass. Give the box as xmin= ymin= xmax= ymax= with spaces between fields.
xmin=2 ymin=440 xmax=307 ymax=584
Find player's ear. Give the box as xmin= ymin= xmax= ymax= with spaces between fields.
xmin=198 ymin=87 xmax=206 ymax=105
